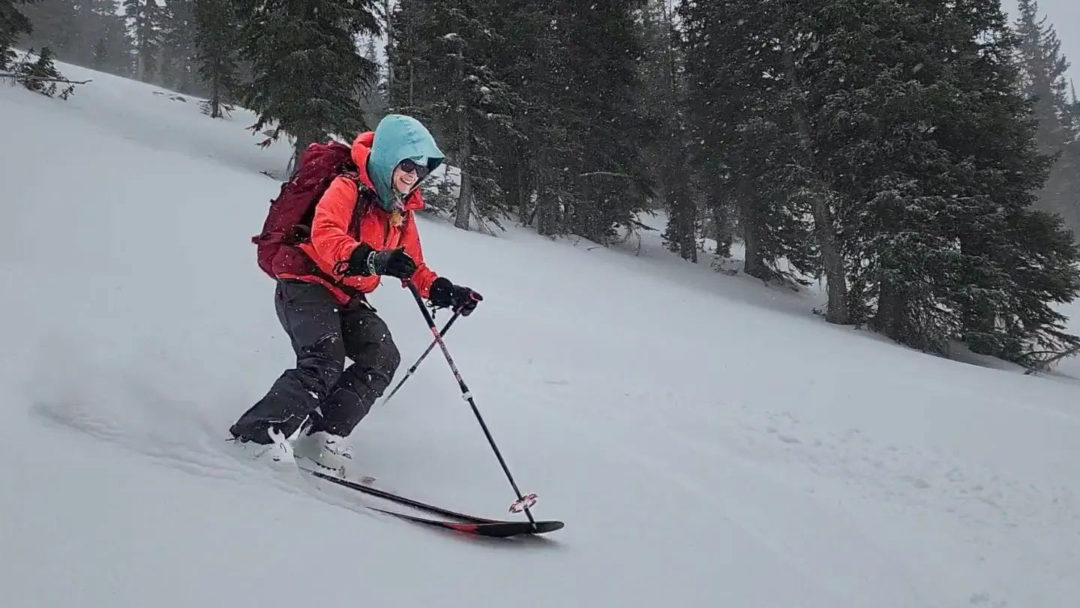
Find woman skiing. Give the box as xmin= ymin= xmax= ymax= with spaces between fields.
xmin=230 ymin=114 xmax=482 ymax=471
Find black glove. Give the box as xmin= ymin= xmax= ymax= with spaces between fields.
xmin=429 ymin=277 xmax=483 ymax=316
xmin=341 ymin=244 xmax=417 ymax=279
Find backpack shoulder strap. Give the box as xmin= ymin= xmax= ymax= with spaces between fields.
xmin=340 ymin=171 xmax=373 ymax=239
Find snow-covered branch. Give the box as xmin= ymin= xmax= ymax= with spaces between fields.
xmin=0 ymin=73 xmax=92 ymax=85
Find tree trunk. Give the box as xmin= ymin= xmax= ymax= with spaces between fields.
xmin=810 ymin=192 xmax=850 ymax=323
xmin=740 ymin=193 xmax=770 ymax=279
xmin=384 ymin=0 xmax=394 ymax=92
xmin=452 ymin=42 xmax=471 ymax=230
xmin=871 ymin=279 xmax=903 ymax=341
xmin=667 ymin=170 xmax=698 ymax=262
xmin=535 ymin=165 xmax=559 ymax=236
xmin=290 ymin=131 xmax=320 ymax=177
xmin=454 ymin=122 xmax=473 ymax=230
xmin=136 ymin=49 xmax=146 ymax=82
xmin=210 ymin=71 xmax=221 ymax=118
xmin=781 ymin=28 xmax=849 ymax=323
xmin=712 ymin=199 xmax=733 ymax=258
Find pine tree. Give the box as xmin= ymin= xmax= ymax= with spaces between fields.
xmin=1015 ymin=0 xmax=1073 ymax=151
xmin=194 ymin=0 xmax=238 ymax=118
xmin=679 ymin=0 xmax=825 ymax=295
xmin=234 ymin=0 xmax=381 ymax=169
xmin=803 ymin=0 xmax=1080 ymax=361
xmin=565 ymin=1 xmax=651 ymax=243
xmin=90 ymin=0 xmax=133 ymax=76
xmin=0 ymin=0 xmax=34 ymax=71
xmin=160 ymin=0 xmax=198 ymax=92
xmin=498 ymin=0 xmax=576 ymax=237
xmin=16 ymin=0 xmax=78 ymax=59
xmin=15 ymin=1 xmax=128 ymax=74
xmin=1013 ymin=0 xmax=1080 ymax=241
xmin=125 ymin=0 xmax=167 ymax=82
xmin=359 ymin=33 xmax=386 ymax=128
xmin=640 ymin=0 xmax=697 ymax=261
xmin=491 ymin=0 xmax=649 ymax=241
xmin=14 ymin=45 xmax=74 ymax=98
xmin=1067 ymin=83 xmax=1080 ymax=129
xmin=473 ymin=1 xmax=563 ymax=233
xmin=389 ymin=0 xmax=518 ymax=230
xmin=954 ymin=0 xmax=1080 ymax=363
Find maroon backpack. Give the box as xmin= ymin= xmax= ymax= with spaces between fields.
xmin=252 ymin=141 xmax=363 ymax=279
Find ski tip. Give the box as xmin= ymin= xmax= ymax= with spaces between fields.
xmin=529 ymin=520 xmax=565 ymax=535
xmin=445 ymin=519 xmax=565 ymax=538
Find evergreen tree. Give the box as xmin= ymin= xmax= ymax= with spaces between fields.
xmin=0 ymin=0 xmax=34 ymax=71
xmin=90 ymin=0 xmax=133 ymax=76
xmin=640 ymin=0 xmax=697 ymax=261
xmin=234 ymin=0 xmax=381 ymax=168
xmin=677 ymin=0 xmax=1078 ymax=361
xmin=124 ymin=0 xmax=167 ymax=82
xmin=491 ymin=0 xmax=649 ymax=241
xmin=559 ymin=0 xmax=650 ymax=243
xmin=389 ymin=0 xmax=650 ymax=240
xmin=1015 ymin=0 xmax=1073 ymax=150
xmin=160 ymin=0 xmax=198 ymax=93
xmin=1013 ymin=0 xmax=1080 ymax=240
xmin=481 ymin=0 xmax=565 ymax=234
xmin=389 ymin=0 xmax=517 ymax=229
xmin=1067 ymin=82 xmax=1080 ymax=128
xmin=194 ymin=0 xmax=238 ymax=118
xmin=951 ymin=0 xmax=1080 ymax=363
xmin=679 ymin=0 xmax=825 ymax=294
xmin=14 ymin=45 xmax=74 ymax=98
xmin=496 ymin=0 xmax=575 ymax=236
xmin=19 ymin=0 xmax=132 ymax=76
xmin=804 ymin=0 xmax=1080 ymax=361
xmin=358 ymin=33 xmax=386 ymax=128
xmin=16 ymin=0 xmax=77 ymax=59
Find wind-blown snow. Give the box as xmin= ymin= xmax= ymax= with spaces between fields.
xmin=2 ymin=63 xmax=1080 ymax=608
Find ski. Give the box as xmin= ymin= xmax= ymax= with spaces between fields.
xmin=301 ymin=467 xmax=564 ymax=538
xmin=363 ymin=505 xmax=564 ymax=537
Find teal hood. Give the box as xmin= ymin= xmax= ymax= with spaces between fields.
xmin=364 ymin=114 xmax=445 ymax=211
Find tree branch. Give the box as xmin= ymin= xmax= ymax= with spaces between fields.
xmin=577 ymin=171 xmax=634 ymax=179
xmin=629 ymin=218 xmax=658 ymax=231
xmin=0 ymin=73 xmax=92 ymax=85
xmin=1022 ymin=344 xmax=1080 ymax=375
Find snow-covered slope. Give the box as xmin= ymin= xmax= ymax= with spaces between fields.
xmin=3 ymin=63 xmax=1079 ymax=608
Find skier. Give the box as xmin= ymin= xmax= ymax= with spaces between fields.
xmin=229 ymin=114 xmax=482 ymax=471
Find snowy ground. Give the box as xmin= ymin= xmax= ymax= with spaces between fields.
xmin=2 ymin=63 xmax=1080 ymax=608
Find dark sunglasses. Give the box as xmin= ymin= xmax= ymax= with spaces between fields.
xmin=398 ymin=158 xmax=430 ymax=180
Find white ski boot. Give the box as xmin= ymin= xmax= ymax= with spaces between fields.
xmin=229 ymin=426 xmax=296 ymax=466
xmin=293 ymin=431 xmax=353 ymax=476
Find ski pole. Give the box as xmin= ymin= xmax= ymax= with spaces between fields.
xmin=384 ymin=312 xmax=460 ymax=405
xmin=407 ymin=284 xmax=537 ymax=526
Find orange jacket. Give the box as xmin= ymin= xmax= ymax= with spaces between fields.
xmin=279 ymin=132 xmax=439 ymax=305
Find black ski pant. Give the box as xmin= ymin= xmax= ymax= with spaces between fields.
xmin=230 ymin=280 xmax=401 ymax=444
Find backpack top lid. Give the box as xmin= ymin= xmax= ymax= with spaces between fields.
xmin=366 ymin=115 xmax=445 ymax=212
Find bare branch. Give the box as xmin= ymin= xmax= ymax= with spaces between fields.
xmin=577 ymin=171 xmax=634 ymax=179
xmin=629 ymin=218 xmax=659 ymax=231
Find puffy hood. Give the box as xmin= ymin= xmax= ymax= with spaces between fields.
xmin=353 ymin=114 xmax=445 ymax=212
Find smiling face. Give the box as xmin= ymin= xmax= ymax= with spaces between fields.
xmin=392 ymin=165 xmax=418 ymax=195
xmin=391 ymin=158 xmax=431 ymax=196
